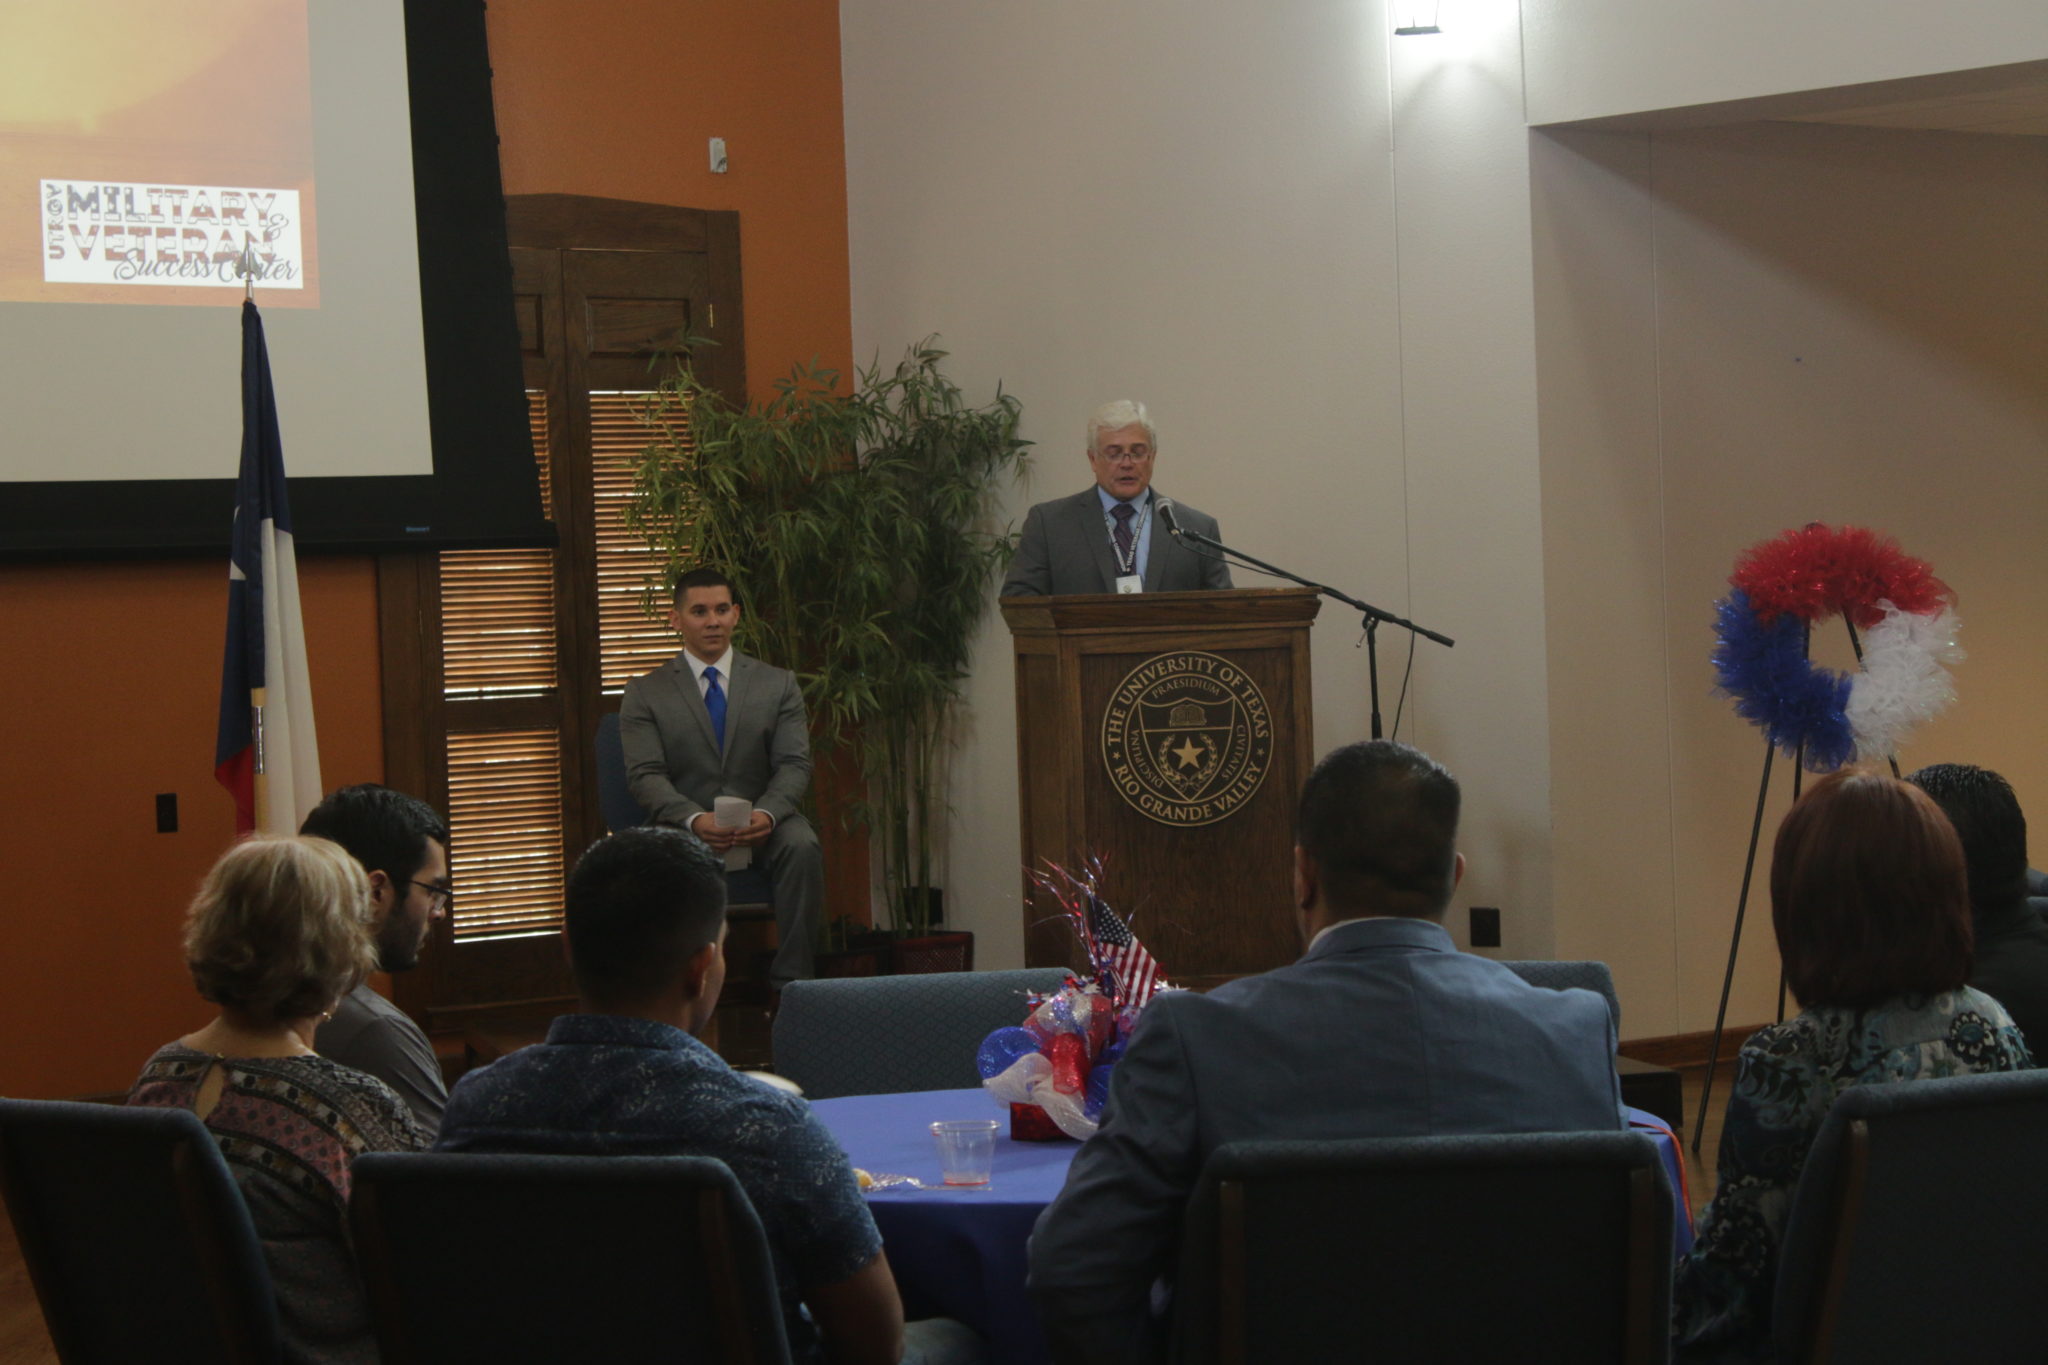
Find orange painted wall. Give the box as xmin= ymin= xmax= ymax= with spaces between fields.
xmin=486 ymin=0 xmax=856 ymax=393
xmin=486 ymin=0 xmax=869 ymax=914
xmin=0 ymin=558 xmax=386 ymax=1098
xmin=1 ymin=0 xmax=855 ymax=1098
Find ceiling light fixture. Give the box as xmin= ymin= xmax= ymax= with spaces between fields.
xmin=1395 ymin=2 xmax=1442 ymax=34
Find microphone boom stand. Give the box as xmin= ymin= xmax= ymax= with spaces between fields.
xmin=1168 ymin=523 xmax=1454 ymax=738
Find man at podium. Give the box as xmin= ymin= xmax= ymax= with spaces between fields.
xmin=1000 ymin=399 xmax=1234 ymax=597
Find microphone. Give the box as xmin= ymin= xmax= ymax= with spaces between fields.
xmin=1154 ymin=495 xmax=1184 ymax=540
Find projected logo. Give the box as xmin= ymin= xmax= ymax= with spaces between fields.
xmin=1100 ymin=651 xmax=1274 ymax=828
xmin=43 ymin=179 xmax=303 ymax=289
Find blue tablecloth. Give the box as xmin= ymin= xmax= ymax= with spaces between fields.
xmin=812 ymin=1088 xmax=1693 ymax=1365
xmin=812 ymin=1088 xmax=1063 ymax=1365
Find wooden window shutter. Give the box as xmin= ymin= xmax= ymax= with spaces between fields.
xmin=380 ymin=198 xmax=747 ymax=1023
xmin=445 ymin=727 xmax=568 ymax=940
xmin=591 ymin=391 xmax=685 ymax=693
xmin=441 ymin=391 xmax=568 ymax=940
xmin=441 ymin=393 xmax=559 ymax=698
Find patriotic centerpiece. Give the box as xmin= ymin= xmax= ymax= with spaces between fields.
xmin=1711 ymin=524 xmax=1962 ymax=771
xmin=976 ymin=861 xmax=1172 ymax=1141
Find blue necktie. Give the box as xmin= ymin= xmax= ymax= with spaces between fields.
xmin=704 ymin=665 xmax=727 ymax=751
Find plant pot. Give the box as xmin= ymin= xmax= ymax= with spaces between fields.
xmin=897 ymin=886 xmax=945 ymax=931
xmin=816 ymin=945 xmax=889 ymax=979
xmin=815 ymin=929 xmax=893 ymax=979
xmin=890 ymin=930 xmax=974 ymax=975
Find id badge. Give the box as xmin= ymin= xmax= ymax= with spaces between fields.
xmin=1115 ymin=575 xmax=1143 ymax=594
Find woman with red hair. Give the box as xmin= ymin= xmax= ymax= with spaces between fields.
xmin=1674 ymin=769 xmax=2031 ymax=1357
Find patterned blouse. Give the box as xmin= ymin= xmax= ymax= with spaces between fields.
xmin=1673 ymin=988 xmax=2031 ymax=1355
xmin=435 ymin=1013 xmax=884 ymax=1363
xmin=129 ymin=1045 xmax=434 ymax=1365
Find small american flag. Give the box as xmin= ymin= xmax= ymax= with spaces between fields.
xmin=1087 ymin=894 xmax=1166 ymax=1009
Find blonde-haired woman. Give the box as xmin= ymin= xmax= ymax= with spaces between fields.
xmin=128 ymin=835 xmax=432 ymax=1365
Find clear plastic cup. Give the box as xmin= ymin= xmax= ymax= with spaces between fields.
xmin=930 ymin=1118 xmax=1000 ymax=1187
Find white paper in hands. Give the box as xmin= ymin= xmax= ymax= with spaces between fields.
xmin=714 ymin=796 xmax=754 ymax=870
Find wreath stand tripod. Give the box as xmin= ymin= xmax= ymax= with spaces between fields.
xmin=1690 ymin=617 xmax=1904 ymax=1155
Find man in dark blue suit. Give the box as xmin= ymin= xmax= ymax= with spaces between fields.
xmin=1028 ymin=741 xmax=1623 ymax=1363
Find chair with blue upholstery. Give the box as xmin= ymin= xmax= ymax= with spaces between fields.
xmin=1499 ymin=958 xmax=1622 ymax=1029
xmin=0 ymin=1097 xmax=283 ymax=1365
xmin=772 ymin=968 xmax=1072 ymax=1099
xmin=1501 ymin=958 xmax=1682 ymax=1127
xmin=350 ymin=1151 xmax=791 ymax=1365
xmin=1772 ymin=1068 xmax=2048 ymax=1365
xmin=1171 ymin=1131 xmax=1674 ymax=1365
xmin=595 ymin=710 xmax=775 ymax=906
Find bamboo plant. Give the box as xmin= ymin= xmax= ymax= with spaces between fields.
xmin=629 ymin=339 xmax=1028 ymax=937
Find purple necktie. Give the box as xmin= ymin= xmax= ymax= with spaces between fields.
xmin=1111 ymin=501 xmax=1136 ymax=574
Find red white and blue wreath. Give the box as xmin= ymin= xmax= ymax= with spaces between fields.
xmin=1711 ymin=524 xmax=1962 ymax=772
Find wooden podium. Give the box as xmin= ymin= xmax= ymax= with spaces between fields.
xmin=999 ymin=588 xmax=1321 ymax=984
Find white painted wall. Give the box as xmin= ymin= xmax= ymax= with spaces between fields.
xmin=841 ymin=1 xmax=2048 ymax=1045
xmin=1523 ymin=0 xmax=2048 ymax=126
xmin=840 ymin=0 xmax=1560 ymax=969
xmin=1390 ymin=3 xmax=1559 ymax=954
xmin=1535 ymin=120 xmax=2048 ymax=1035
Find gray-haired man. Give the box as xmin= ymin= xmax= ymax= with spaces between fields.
xmin=1000 ymin=399 xmax=1233 ymax=597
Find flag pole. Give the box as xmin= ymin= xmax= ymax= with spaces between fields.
xmin=242 ymin=244 xmax=257 ymax=301
xmin=216 ymin=289 xmax=322 ymax=834
xmin=250 ymin=683 xmax=268 ymax=831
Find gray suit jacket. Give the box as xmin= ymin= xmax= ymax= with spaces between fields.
xmin=1027 ymin=916 xmax=1623 ymax=1363
xmin=618 ymin=649 xmax=812 ymax=827
xmin=1000 ymin=486 xmax=1234 ymax=596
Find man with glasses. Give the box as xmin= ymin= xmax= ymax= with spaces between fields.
xmin=303 ymin=783 xmax=453 ymax=1133
xmin=1000 ymin=399 xmax=1234 ymax=597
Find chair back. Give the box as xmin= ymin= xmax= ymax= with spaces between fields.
xmin=772 ymin=968 xmax=1072 ymax=1099
xmin=350 ymin=1151 xmax=791 ymax=1365
xmin=1173 ymin=1131 xmax=1672 ymax=1365
xmin=595 ymin=711 xmax=650 ymax=832
xmin=1500 ymin=958 xmax=1622 ymax=1034
xmin=1773 ymin=1068 xmax=2048 ymax=1365
xmin=0 ymin=1097 xmax=282 ymax=1365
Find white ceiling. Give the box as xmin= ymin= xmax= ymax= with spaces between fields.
xmin=1547 ymin=59 xmax=2048 ymax=136
xmin=1778 ymin=76 xmax=2048 ymax=135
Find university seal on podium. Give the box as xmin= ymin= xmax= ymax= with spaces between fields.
xmin=1100 ymin=650 xmax=1274 ymax=827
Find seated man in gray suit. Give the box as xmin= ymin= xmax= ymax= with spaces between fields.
xmin=999 ymin=399 xmax=1234 ymax=597
xmin=620 ymin=566 xmax=822 ymax=986
xmin=1028 ymin=740 xmax=1623 ymax=1363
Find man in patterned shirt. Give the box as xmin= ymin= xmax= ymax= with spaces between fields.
xmin=436 ymin=828 xmax=909 ymax=1363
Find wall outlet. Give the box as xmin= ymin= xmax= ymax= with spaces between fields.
xmin=1469 ymin=905 xmax=1501 ymax=948
xmin=155 ymin=792 xmax=178 ymax=833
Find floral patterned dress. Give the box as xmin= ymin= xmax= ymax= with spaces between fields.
xmin=1673 ymin=987 xmax=2031 ymax=1356
xmin=129 ymin=1045 xmax=433 ymax=1365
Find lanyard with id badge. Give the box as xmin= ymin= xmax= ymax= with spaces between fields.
xmin=1109 ymin=500 xmax=1149 ymax=594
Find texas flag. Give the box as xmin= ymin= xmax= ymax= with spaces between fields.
xmin=214 ymin=299 xmax=322 ymax=833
